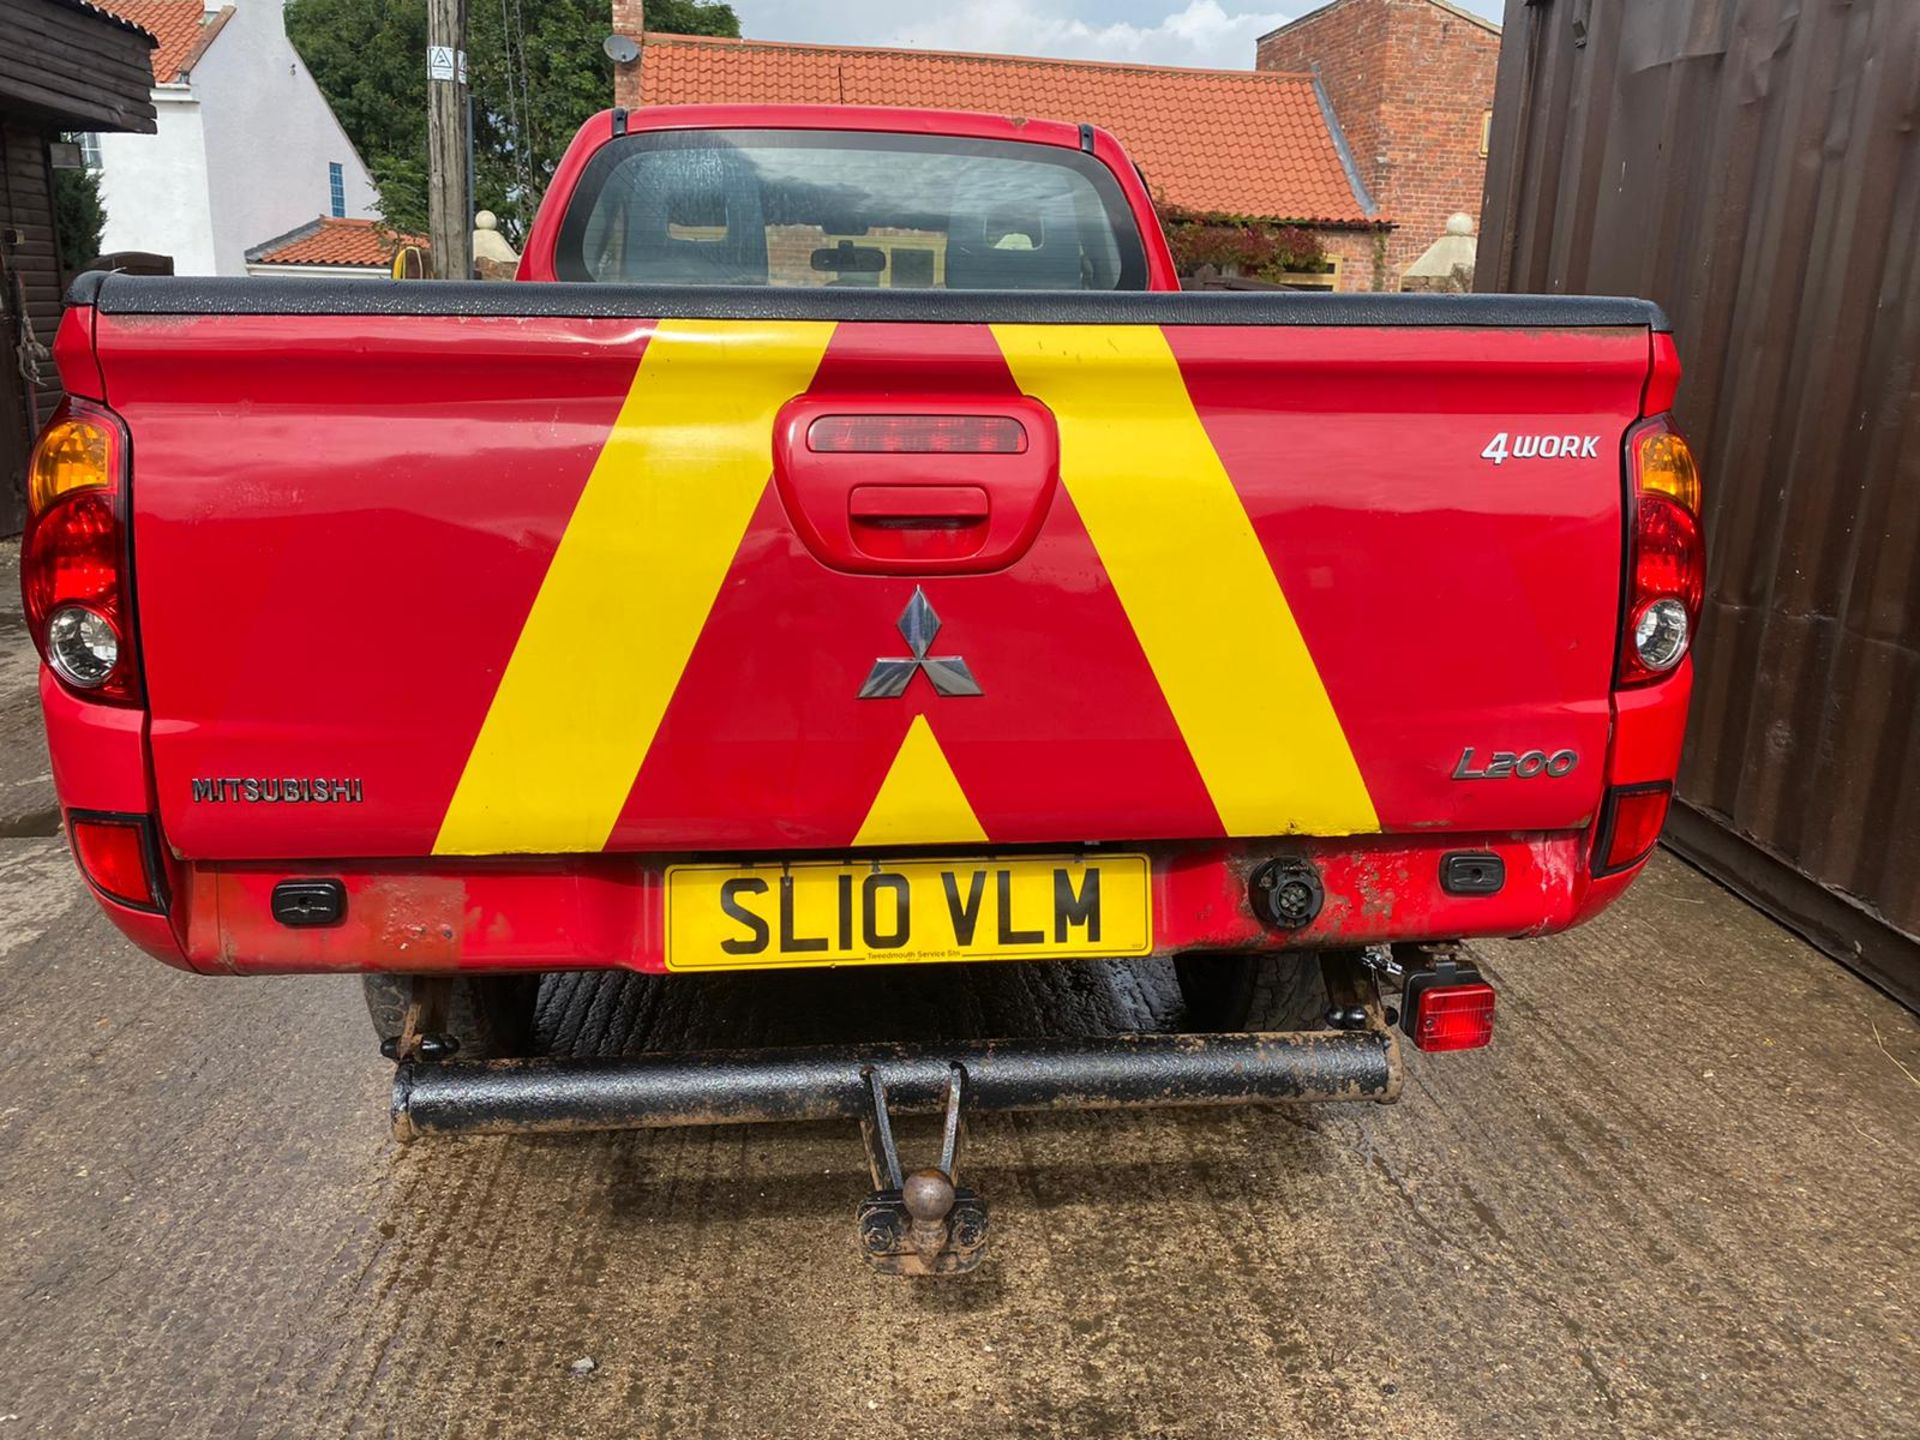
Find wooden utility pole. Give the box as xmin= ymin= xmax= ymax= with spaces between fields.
xmin=425 ymin=0 xmax=471 ymax=280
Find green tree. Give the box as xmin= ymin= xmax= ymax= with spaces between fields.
xmin=53 ymin=165 xmax=107 ymax=272
xmin=287 ymin=0 xmax=429 ymax=229
xmin=287 ymin=0 xmax=739 ymax=245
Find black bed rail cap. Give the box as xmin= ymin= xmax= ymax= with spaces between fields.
xmin=67 ymin=270 xmax=1671 ymax=332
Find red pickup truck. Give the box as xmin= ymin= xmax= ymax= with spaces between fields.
xmin=26 ymin=104 xmax=1697 ymax=1271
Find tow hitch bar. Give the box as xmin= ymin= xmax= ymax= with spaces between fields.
xmin=388 ymin=954 xmax=1402 ymax=1275
xmin=857 ymin=1063 xmax=988 ymax=1276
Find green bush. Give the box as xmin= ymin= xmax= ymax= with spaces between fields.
xmin=1160 ymin=206 xmax=1328 ymax=281
xmin=54 ymin=165 xmax=106 ymax=272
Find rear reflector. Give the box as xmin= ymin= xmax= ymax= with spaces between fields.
xmin=807 ymin=414 xmax=1028 ymax=454
xmin=1596 ymin=783 xmax=1672 ymax=875
xmin=69 ymin=813 xmax=163 ymax=912
xmin=1407 ymin=981 xmax=1496 ymax=1053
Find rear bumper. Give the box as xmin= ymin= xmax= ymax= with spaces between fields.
xmin=42 ymin=659 xmax=1690 ymax=977
xmin=139 ymin=830 xmax=1634 ymax=976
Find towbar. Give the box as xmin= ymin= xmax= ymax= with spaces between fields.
xmin=391 ymin=1028 xmax=1402 ymax=1142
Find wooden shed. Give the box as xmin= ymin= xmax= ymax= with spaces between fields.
xmin=0 ymin=0 xmax=157 ymax=535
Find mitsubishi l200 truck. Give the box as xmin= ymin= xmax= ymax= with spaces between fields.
xmin=25 ymin=105 xmax=1698 ymax=1272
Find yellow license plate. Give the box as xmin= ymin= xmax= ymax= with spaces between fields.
xmin=664 ymin=855 xmax=1152 ymax=972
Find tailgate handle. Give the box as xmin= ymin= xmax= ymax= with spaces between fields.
xmin=850 ymin=485 xmax=989 ymax=528
xmin=775 ymin=396 xmax=1060 ymax=576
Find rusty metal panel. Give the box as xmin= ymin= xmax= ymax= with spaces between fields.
xmin=1480 ymin=0 xmax=1920 ymax=1003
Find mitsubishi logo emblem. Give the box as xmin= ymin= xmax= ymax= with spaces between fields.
xmin=858 ymin=587 xmax=983 ymax=699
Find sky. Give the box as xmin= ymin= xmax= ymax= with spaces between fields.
xmin=729 ymin=0 xmax=1507 ymax=71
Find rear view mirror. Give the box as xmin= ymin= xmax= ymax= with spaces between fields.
xmin=812 ymin=240 xmax=887 ymax=274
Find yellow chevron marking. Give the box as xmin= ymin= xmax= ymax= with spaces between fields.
xmin=853 ymin=714 xmax=988 ymax=847
xmin=993 ymin=324 xmax=1378 ymax=836
xmin=435 ymin=320 xmax=836 ymax=855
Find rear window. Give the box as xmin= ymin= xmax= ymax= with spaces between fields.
xmin=554 ymin=128 xmax=1150 ymax=290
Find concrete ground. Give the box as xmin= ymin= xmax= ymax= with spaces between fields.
xmin=1 ymin=540 xmax=1916 ymax=1436
xmin=0 ymin=835 xmax=1915 ymax=1439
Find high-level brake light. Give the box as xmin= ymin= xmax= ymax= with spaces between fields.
xmin=806 ymin=414 xmax=1028 ymax=455
xmin=21 ymin=400 xmax=139 ymax=703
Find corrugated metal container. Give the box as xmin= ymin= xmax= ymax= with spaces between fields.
xmin=1480 ymin=0 xmax=1920 ymax=1007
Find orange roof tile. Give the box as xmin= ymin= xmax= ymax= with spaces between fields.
xmin=105 ymin=0 xmax=231 ymax=83
xmin=628 ymin=34 xmax=1380 ymax=225
xmin=246 ymin=218 xmax=425 ymax=269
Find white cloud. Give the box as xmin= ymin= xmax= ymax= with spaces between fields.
xmin=735 ymin=0 xmax=1509 ymax=68
xmin=905 ymin=1 xmax=1292 ymax=68
xmin=742 ymin=1 xmax=1299 ymax=71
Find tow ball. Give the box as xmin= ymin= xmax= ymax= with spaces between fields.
xmin=855 ymin=1063 xmax=989 ymax=1276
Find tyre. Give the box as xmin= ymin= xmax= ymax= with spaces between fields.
xmin=1174 ymin=951 xmax=1334 ymax=1033
xmin=360 ymin=972 xmax=542 ymax=1060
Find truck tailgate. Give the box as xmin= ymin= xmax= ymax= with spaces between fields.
xmin=89 ymin=286 xmax=1653 ymax=862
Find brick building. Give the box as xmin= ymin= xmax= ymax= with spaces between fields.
xmin=1257 ymin=0 xmax=1500 ymax=281
xmin=609 ymin=2 xmax=1395 ymax=290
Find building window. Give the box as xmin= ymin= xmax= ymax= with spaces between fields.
xmin=1277 ymin=257 xmax=1342 ymax=292
xmin=59 ymin=133 xmax=103 ymax=172
xmin=1480 ymin=110 xmax=1494 ymax=157
xmin=328 ymin=162 xmax=346 ymax=218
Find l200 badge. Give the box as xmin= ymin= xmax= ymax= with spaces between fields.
xmin=1451 ymin=748 xmax=1578 ymax=780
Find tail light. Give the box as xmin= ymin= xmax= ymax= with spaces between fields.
xmin=21 ymin=399 xmax=139 ymax=704
xmin=68 ymin=811 xmax=166 ymax=912
xmin=1594 ymin=782 xmax=1672 ymax=875
xmin=1618 ymin=415 xmax=1704 ymax=684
